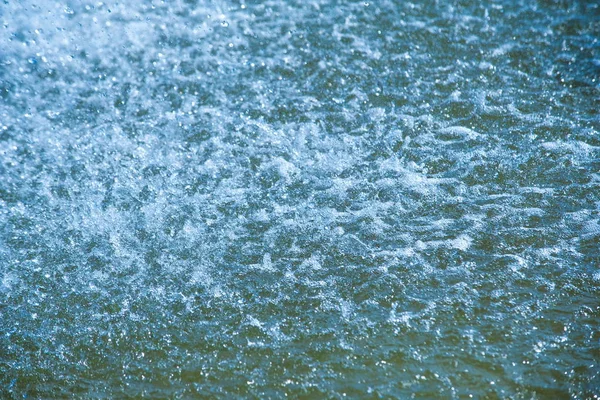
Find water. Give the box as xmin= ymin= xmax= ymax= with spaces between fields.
xmin=1 ymin=0 xmax=599 ymax=398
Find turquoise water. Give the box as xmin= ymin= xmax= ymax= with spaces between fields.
xmin=1 ymin=0 xmax=599 ymax=398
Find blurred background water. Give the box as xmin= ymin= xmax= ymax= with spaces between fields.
xmin=1 ymin=0 xmax=599 ymax=398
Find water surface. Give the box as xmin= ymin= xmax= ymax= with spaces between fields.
xmin=1 ymin=0 xmax=599 ymax=398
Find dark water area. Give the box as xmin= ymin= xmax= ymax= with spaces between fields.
xmin=1 ymin=0 xmax=599 ymax=398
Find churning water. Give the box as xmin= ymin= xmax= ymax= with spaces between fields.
xmin=1 ymin=0 xmax=599 ymax=398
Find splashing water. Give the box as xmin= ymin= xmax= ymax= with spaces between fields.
xmin=1 ymin=0 xmax=599 ymax=398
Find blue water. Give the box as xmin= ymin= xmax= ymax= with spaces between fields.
xmin=1 ymin=0 xmax=599 ymax=398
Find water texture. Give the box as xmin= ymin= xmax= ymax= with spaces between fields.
xmin=1 ymin=0 xmax=599 ymax=398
